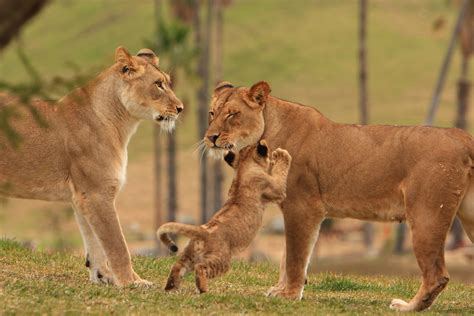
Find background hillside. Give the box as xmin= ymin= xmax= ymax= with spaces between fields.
xmin=0 ymin=0 xmax=472 ymax=283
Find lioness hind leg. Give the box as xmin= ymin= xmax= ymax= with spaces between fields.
xmin=458 ymin=206 xmax=474 ymax=243
xmin=73 ymin=208 xmax=113 ymax=284
xmin=390 ymin=204 xmax=456 ymax=312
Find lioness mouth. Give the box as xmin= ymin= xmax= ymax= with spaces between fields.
xmin=156 ymin=115 xmax=165 ymax=122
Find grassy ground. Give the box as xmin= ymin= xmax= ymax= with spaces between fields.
xmin=1 ymin=239 xmax=473 ymax=315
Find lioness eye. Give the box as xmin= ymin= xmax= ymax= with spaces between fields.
xmin=226 ymin=112 xmax=238 ymax=119
xmin=209 ymin=111 xmax=214 ymax=117
xmin=154 ymin=80 xmax=164 ymax=89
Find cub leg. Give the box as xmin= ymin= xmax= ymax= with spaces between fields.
xmin=73 ymin=207 xmax=113 ymax=284
xmin=194 ymin=257 xmax=230 ymax=294
xmin=195 ymin=263 xmax=209 ymax=294
xmin=263 ymin=149 xmax=292 ymax=201
xmin=165 ymin=262 xmax=187 ymax=291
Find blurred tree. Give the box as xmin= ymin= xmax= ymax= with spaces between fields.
xmin=358 ymin=0 xmax=374 ymax=253
xmin=210 ymin=0 xmax=232 ymax=213
xmin=0 ymin=0 xmax=48 ymax=50
xmin=0 ymin=0 xmax=49 ymax=146
xmin=148 ymin=0 xmax=197 ymax=251
xmin=194 ymin=0 xmax=214 ymax=223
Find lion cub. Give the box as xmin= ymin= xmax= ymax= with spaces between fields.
xmin=157 ymin=140 xmax=291 ymax=293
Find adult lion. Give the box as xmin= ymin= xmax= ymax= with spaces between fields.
xmin=204 ymin=81 xmax=474 ymax=312
xmin=0 ymin=47 xmax=183 ymax=287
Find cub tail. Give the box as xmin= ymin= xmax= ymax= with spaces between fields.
xmin=156 ymin=223 xmax=208 ymax=253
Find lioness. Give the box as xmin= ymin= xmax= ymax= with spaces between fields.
xmin=0 ymin=47 xmax=183 ymax=287
xmin=157 ymin=140 xmax=291 ymax=293
xmin=204 ymin=81 xmax=474 ymax=311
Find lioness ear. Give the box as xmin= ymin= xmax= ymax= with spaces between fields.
xmin=257 ymin=140 xmax=269 ymax=157
xmin=137 ymin=48 xmax=160 ymax=67
xmin=214 ymin=81 xmax=234 ymax=94
xmin=248 ymin=81 xmax=271 ymax=107
xmin=115 ymin=46 xmax=136 ymax=74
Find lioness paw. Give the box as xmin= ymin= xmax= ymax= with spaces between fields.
xmin=131 ymin=278 xmax=154 ymax=288
xmin=266 ymin=285 xmax=302 ymax=300
xmin=389 ymin=298 xmax=413 ymax=312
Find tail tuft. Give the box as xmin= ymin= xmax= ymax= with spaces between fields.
xmin=169 ymin=243 xmax=179 ymax=253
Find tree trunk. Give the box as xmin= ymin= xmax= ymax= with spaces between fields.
xmin=359 ymin=0 xmax=374 ymax=252
xmin=153 ymin=0 xmax=163 ymax=253
xmin=194 ymin=0 xmax=212 ymax=223
xmin=0 ymin=0 xmax=48 ymax=51
xmin=167 ymin=76 xmax=178 ymax=224
xmin=211 ymin=0 xmax=224 ymax=212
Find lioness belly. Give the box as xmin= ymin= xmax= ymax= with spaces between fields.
xmin=324 ymin=195 xmax=406 ymax=222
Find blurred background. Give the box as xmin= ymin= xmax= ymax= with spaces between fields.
xmin=0 ymin=0 xmax=473 ymax=283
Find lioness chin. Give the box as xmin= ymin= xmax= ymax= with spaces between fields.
xmin=204 ymin=80 xmax=474 ymax=312
xmin=0 ymin=46 xmax=183 ymax=287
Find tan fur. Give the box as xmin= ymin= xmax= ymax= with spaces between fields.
xmin=0 ymin=47 xmax=183 ymax=287
xmin=157 ymin=141 xmax=292 ymax=293
xmin=204 ymin=81 xmax=474 ymax=311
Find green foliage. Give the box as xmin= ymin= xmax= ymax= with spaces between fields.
xmin=1 ymin=242 xmax=473 ymax=314
xmin=0 ymin=238 xmax=26 ymax=251
xmin=0 ymin=43 xmax=96 ymax=148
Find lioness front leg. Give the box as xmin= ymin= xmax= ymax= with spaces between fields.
xmin=267 ymin=198 xmax=324 ymax=299
xmin=73 ymin=208 xmax=113 ymax=284
xmin=73 ymin=192 xmax=151 ymax=287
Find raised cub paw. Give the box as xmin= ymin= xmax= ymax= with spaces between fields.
xmin=271 ymin=148 xmax=292 ymax=166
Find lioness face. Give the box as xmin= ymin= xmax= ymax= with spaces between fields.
xmin=115 ymin=47 xmax=183 ymax=132
xmin=204 ymin=81 xmax=271 ymax=158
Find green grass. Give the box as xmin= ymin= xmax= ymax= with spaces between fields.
xmin=1 ymin=239 xmax=473 ymax=314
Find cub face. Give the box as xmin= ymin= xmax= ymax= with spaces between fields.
xmin=114 ymin=47 xmax=184 ymax=132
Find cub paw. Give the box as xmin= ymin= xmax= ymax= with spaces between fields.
xmin=271 ymin=148 xmax=292 ymax=166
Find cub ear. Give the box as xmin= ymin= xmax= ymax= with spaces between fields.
xmin=248 ymin=81 xmax=271 ymax=107
xmin=137 ymin=48 xmax=160 ymax=67
xmin=115 ymin=46 xmax=136 ymax=75
xmin=257 ymin=139 xmax=269 ymax=157
xmin=224 ymin=151 xmax=237 ymax=168
xmin=214 ymin=81 xmax=234 ymax=94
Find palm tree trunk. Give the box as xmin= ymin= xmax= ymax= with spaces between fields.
xmin=195 ymin=0 xmax=212 ymax=223
xmin=212 ymin=0 xmax=224 ymax=212
xmin=153 ymin=0 xmax=163 ymax=253
xmin=359 ymin=0 xmax=374 ymax=252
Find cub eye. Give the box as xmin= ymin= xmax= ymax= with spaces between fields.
xmin=154 ymin=80 xmax=164 ymax=89
xmin=209 ymin=111 xmax=214 ymax=118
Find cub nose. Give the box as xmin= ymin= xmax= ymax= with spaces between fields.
xmin=176 ymin=103 xmax=184 ymax=114
xmin=207 ymin=134 xmax=219 ymax=144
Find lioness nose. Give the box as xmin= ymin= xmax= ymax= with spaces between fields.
xmin=176 ymin=104 xmax=183 ymax=114
xmin=208 ymin=134 xmax=219 ymax=144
